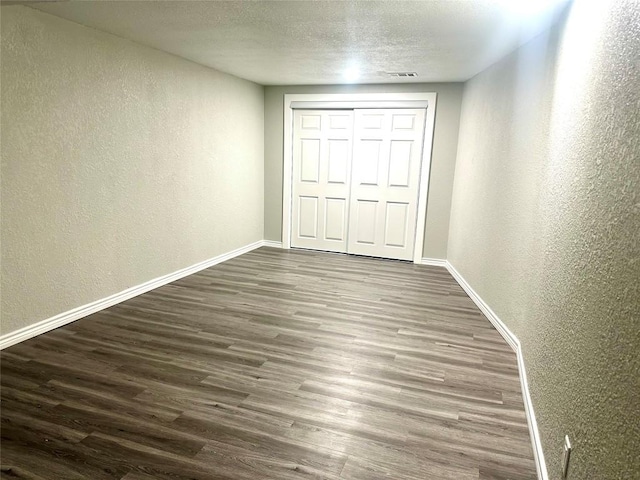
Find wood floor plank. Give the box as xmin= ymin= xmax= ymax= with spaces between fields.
xmin=1 ymin=247 xmax=536 ymax=479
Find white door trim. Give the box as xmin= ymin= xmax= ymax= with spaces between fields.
xmin=289 ymin=100 xmax=431 ymax=109
xmin=282 ymin=92 xmax=437 ymax=264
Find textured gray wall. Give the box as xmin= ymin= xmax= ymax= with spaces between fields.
xmin=264 ymin=83 xmax=463 ymax=260
xmin=1 ymin=7 xmax=264 ymax=335
xmin=448 ymin=1 xmax=640 ymax=478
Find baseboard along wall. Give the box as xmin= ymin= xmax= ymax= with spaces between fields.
xmin=420 ymin=257 xmax=447 ymax=267
xmin=262 ymin=240 xmax=283 ymax=249
xmin=0 ymin=241 xmax=547 ymax=480
xmin=0 ymin=240 xmax=266 ymax=350
xmin=444 ymin=261 xmax=548 ymax=480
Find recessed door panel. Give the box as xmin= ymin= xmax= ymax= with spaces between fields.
xmin=361 ymin=114 xmax=384 ymax=129
xmin=357 ymin=140 xmax=382 ymax=186
xmin=325 ymin=198 xmax=347 ymax=241
xmin=329 ymin=114 xmax=351 ymax=130
xmin=327 ymin=140 xmax=349 ymax=184
xmin=301 ymin=114 xmax=321 ymax=130
xmin=298 ymin=196 xmax=318 ymax=238
xmin=300 ymin=139 xmax=320 ymax=183
xmin=355 ymin=200 xmax=378 ymax=245
xmin=384 ymin=202 xmax=409 ymax=247
xmin=391 ymin=114 xmax=415 ymax=130
xmin=388 ymin=140 xmax=412 ymax=187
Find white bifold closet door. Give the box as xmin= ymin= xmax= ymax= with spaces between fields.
xmin=291 ymin=110 xmax=354 ymax=252
xmin=347 ymin=109 xmax=426 ymax=260
xmin=291 ymin=108 xmax=426 ymax=261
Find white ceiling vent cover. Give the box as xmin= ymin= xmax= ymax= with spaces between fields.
xmin=386 ymin=72 xmax=419 ymax=77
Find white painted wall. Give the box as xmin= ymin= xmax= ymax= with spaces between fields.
xmin=448 ymin=1 xmax=640 ymax=477
xmin=0 ymin=6 xmax=264 ymax=335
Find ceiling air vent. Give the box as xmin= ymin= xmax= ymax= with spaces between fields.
xmin=386 ymin=72 xmax=418 ymax=78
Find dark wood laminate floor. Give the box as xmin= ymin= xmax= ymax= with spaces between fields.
xmin=1 ymin=247 xmax=536 ymax=480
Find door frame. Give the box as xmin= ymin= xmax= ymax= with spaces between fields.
xmin=282 ymin=92 xmax=437 ymax=264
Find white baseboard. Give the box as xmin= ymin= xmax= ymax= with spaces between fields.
xmin=0 ymin=242 xmax=548 ymax=480
xmin=445 ymin=261 xmax=548 ymax=480
xmin=262 ymin=240 xmax=283 ymax=249
xmin=446 ymin=263 xmax=519 ymax=351
xmin=420 ymin=257 xmax=447 ymax=267
xmin=0 ymin=240 xmax=264 ymax=350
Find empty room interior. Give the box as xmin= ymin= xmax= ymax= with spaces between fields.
xmin=1 ymin=0 xmax=638 ymax=479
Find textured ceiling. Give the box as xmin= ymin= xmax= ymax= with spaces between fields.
xmin=25 ymin=0 xmax=569 ymax=85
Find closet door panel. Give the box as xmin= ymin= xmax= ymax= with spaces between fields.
xmin=291 ymin=110 xmax=354 ymax=252
xmin=347 ymin=109 xmax=426 ymax=260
